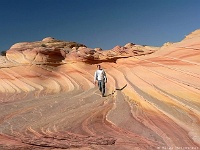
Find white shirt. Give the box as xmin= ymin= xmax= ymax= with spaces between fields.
xmin=94 ymin=69 xmax=107 ymax=82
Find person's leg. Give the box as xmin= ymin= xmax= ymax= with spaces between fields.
xmin=102 ymin=81 xmax=105 ymax=96
xmin=98 ymin=80 xmax=102 ymax=92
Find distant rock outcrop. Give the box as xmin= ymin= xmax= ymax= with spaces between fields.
xmin=5 ymin=37 xmax=159 ymax=65
xmin=124 ymin=42 xmax=136 ymax=48
xmin=6 ymin=37 xmax=86 ymax=64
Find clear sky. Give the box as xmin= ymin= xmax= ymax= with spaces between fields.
xmin=0 ymin=0 xmax=200 ymax=51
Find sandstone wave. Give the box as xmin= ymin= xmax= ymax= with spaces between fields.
xmin=0 ymin=30 xmax=200 ymax=149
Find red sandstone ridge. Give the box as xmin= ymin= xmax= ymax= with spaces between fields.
xmin=0 ymin=29 xmax=200 ymax=150
xmin=5 ymin=37 xmax=159 ymax=65
xmin=6 ymin=37 xmax=86 ymax=65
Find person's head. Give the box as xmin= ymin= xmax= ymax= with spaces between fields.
xmin=97 ymin=64 xmax=102 ymax=70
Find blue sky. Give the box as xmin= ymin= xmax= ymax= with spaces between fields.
xmin=0 ymin=0 xmax=200 ymax=51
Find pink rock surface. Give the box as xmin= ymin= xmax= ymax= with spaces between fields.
xmin=0 ymin=30 xmax=200 ymax=149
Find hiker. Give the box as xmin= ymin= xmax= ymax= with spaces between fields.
xmin=94 ymin=65 xmax=107 ymax=97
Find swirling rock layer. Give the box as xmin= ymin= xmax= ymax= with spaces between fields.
xmin=0 ymin=30 xmax=200 ymax=149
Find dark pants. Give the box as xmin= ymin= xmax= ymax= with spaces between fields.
xmin=98 ymin=80 xmax=105 ymax=96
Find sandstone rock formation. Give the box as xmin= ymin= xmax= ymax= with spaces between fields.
xmin=6 ymin=37 xmax=86 ymax=64
xmin=0 ymin=30 xmax=200 ymax=149
xmin=5 ymin=37 xmax=158 ymax=65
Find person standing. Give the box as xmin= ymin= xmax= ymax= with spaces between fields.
xmin=94 ymin=65 xmax=107 ymax=97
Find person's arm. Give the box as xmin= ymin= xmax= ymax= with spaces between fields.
xmin=103 ymin=70 xmax=107 ymax=83
xmin=94 ymin=71 xmax=97 ymax=84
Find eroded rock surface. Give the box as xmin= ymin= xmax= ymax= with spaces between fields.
xmin=0 ymin=30 xmax=200 ymax=149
